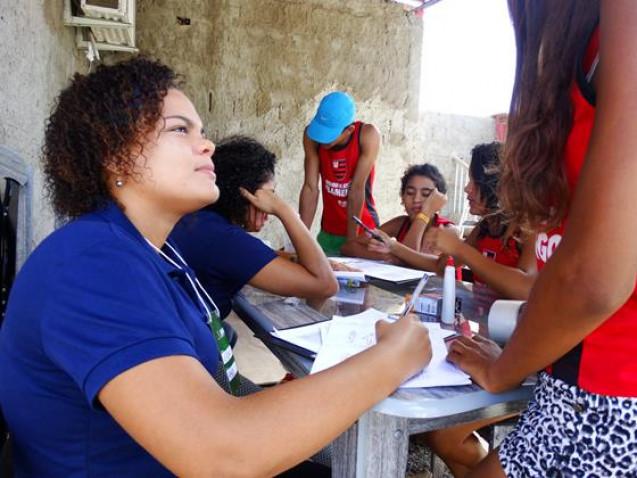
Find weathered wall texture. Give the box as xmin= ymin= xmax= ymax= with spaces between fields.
xmin=0 ymin=1 xmax=85 ymax=245
xmin=136 ymin=0 xmax=494 ymax=248
xmin=1 ymin=1 xmax=494 ymax=251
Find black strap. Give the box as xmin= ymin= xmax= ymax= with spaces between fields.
xmin=0 ymin=179 xmax=18 ymax=325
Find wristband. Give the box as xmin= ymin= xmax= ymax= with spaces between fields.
xmin=415 ymin=212 xmax=430 ymax=224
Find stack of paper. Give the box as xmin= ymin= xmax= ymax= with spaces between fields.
xmin=330 ymin=257 xmax=430 ymax=283
xmin=271 ymin=321 xmax=330 ymax=354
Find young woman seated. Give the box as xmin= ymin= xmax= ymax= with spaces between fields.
xmin=171 ymin=135 xmax=338 ymax=321
xmin=0 ymin=58 xmax=431 ymax=478
xmin=371 ymin=142 xmax=536 ymax=300
xmin=340 ymin=163 xmax=449 ymax=265
xmin=370 ymin=143 xmax=537 ymax=477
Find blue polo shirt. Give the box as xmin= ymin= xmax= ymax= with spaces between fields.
xmin=171 ymin=210 xmax=277 ymax=319
xmin=0 ymin=203 xmax=220 ymax=477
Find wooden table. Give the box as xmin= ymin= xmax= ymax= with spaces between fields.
xmin=233 ymin=276 xmax=533 ymax=477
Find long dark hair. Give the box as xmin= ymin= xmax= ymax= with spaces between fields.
xmin=469 ymin=142 xmax=510 ymax=240
xmin=500 ymin=0 xmax=599 ymax=230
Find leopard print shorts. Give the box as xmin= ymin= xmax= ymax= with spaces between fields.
xmin=498 ymin=372 xmax=637 ymax=477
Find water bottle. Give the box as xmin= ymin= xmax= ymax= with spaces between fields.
xmin=441 ymin=256 xmax=456 ymax=325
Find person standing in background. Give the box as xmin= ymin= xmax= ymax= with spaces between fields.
xmin=299 ymin=91 xmax=381 ymax=255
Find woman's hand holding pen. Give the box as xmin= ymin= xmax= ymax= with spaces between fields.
xmin=376 ymin=313 xmax=433 ymax=377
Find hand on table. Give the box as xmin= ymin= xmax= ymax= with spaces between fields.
xmin=329 ymin=260 xmax=361 ymax=272
xmin=446 ymin=335 xmax=502 ymax=392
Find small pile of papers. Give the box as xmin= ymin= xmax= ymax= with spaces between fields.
xmin=330 ymin=257 xmax=431 ymax=283
xmin=271 ymin=309 xmax=471 ymax=388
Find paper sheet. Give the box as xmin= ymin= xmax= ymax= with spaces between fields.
xmin=330 ymin=257 xmax=430 ymax=283
xmin=310 ymin=308 xmax=471 ymax=388
xmin=271 ymin=321 xmax=331 ymax=354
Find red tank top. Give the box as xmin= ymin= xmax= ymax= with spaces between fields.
xmin=536 ymin=28 xmax=637 ymax=396
xmin=318 ymin=121 xmax=379 ymax=236
xmin=474 ymin=234 xmax=521 ymax=284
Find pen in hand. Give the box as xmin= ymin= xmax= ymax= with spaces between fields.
xmin=401 ymin=273 xmax=431 ymax=318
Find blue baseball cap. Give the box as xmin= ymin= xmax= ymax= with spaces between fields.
xmin=307 ymin=91 xmax=356 ymax=144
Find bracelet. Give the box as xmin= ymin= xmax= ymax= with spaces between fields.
xmin=415 ymin=212 xmax=430 ymax=224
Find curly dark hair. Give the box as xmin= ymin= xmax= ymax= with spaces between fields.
xmin=469 ymin=142 xmax=502 ymax=213
xmin=209 ymin=136 xmax=277 ymax=227
xmin=469 ymin=142 xmax=513 ymax=241
xmin=400 ymin=163 xmax=447 ymax=196
xmin=43 ymin=57 xmax=180 ymax=218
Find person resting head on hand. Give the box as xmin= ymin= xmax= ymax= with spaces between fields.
xmin=341 ymin=163 xmax=451 ymax=266
xmin=171 ymin=135 xmax=339 ymax=321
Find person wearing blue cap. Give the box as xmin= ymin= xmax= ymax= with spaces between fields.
xmin=299 ymin=91 xmax=381 ymax=256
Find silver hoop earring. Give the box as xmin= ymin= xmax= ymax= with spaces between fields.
xmin=115 ymin=179 xmax=124 ymax=188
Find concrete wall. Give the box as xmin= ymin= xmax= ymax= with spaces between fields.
xmin=1 ymin=0 xmax=494 ymax=252
xmin=0 ymin=0 xmax=85 ymax=246
xmin=136 ymin=0 xmax=494 ymax=248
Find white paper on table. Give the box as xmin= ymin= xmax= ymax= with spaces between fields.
xmin=310 ymin=308 xmax=471 ymax=388
xmin=271 ymin=321 xmax=332 ymax=354
xmin=329 ymin=257 xmax=430 ymax=283
xmin=311 ymin=309 xmax=386 ymax=374
xmin=401 ymin=325 xmax=471 ymax=388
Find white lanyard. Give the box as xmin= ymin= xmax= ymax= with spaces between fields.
xmin=144 ymin=238 xmax=221 ymax=321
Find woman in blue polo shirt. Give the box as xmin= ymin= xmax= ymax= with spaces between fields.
xmin=0 ymin=57 xmax=432 ymax=477
xmin=171 ymin=136 xmax=338 ymax=321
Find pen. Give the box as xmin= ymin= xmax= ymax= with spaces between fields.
xmin=401 ymin=273 xmax=431 ymax=318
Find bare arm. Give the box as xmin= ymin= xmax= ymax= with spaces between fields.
xmin=346 ymin=124 xmax=381 ymax=239
xmin=242 ymin=188 xmax=338 ymax=299
xmin=299 ymin=129 xmax=320 ymax=231
xmin=99 ymin=315 xmax=432 ymax=478
xmin=340 ymin=216 xmax=403 ymax=262
xmin=369 ymin=229 xmax=440 ymax=272
xmin=426 ymin=227 xmax=537 ymax=300
xmin=450 ymin=1 xmax=637 ymax=392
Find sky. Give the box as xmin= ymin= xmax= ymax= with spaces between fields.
xmin=420 ymin=0 xmax=516 ymax=117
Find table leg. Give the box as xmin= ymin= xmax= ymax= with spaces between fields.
xmin=332 ymin=421 xmax=358 ymax=478
xmin=355 ymin=411 xmax=410 ymax=478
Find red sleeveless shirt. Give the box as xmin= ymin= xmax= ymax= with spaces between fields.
xmin=474 ymin=234 xmax=521 ymax=285
xmin=536 ymin=28 xmax=637 ymax=396
xmin=318 ymin=121 xmax=379 ymax=236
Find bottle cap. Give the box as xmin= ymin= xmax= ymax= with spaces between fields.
xmin=446 ymin=256 xmax=455 ymax=267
